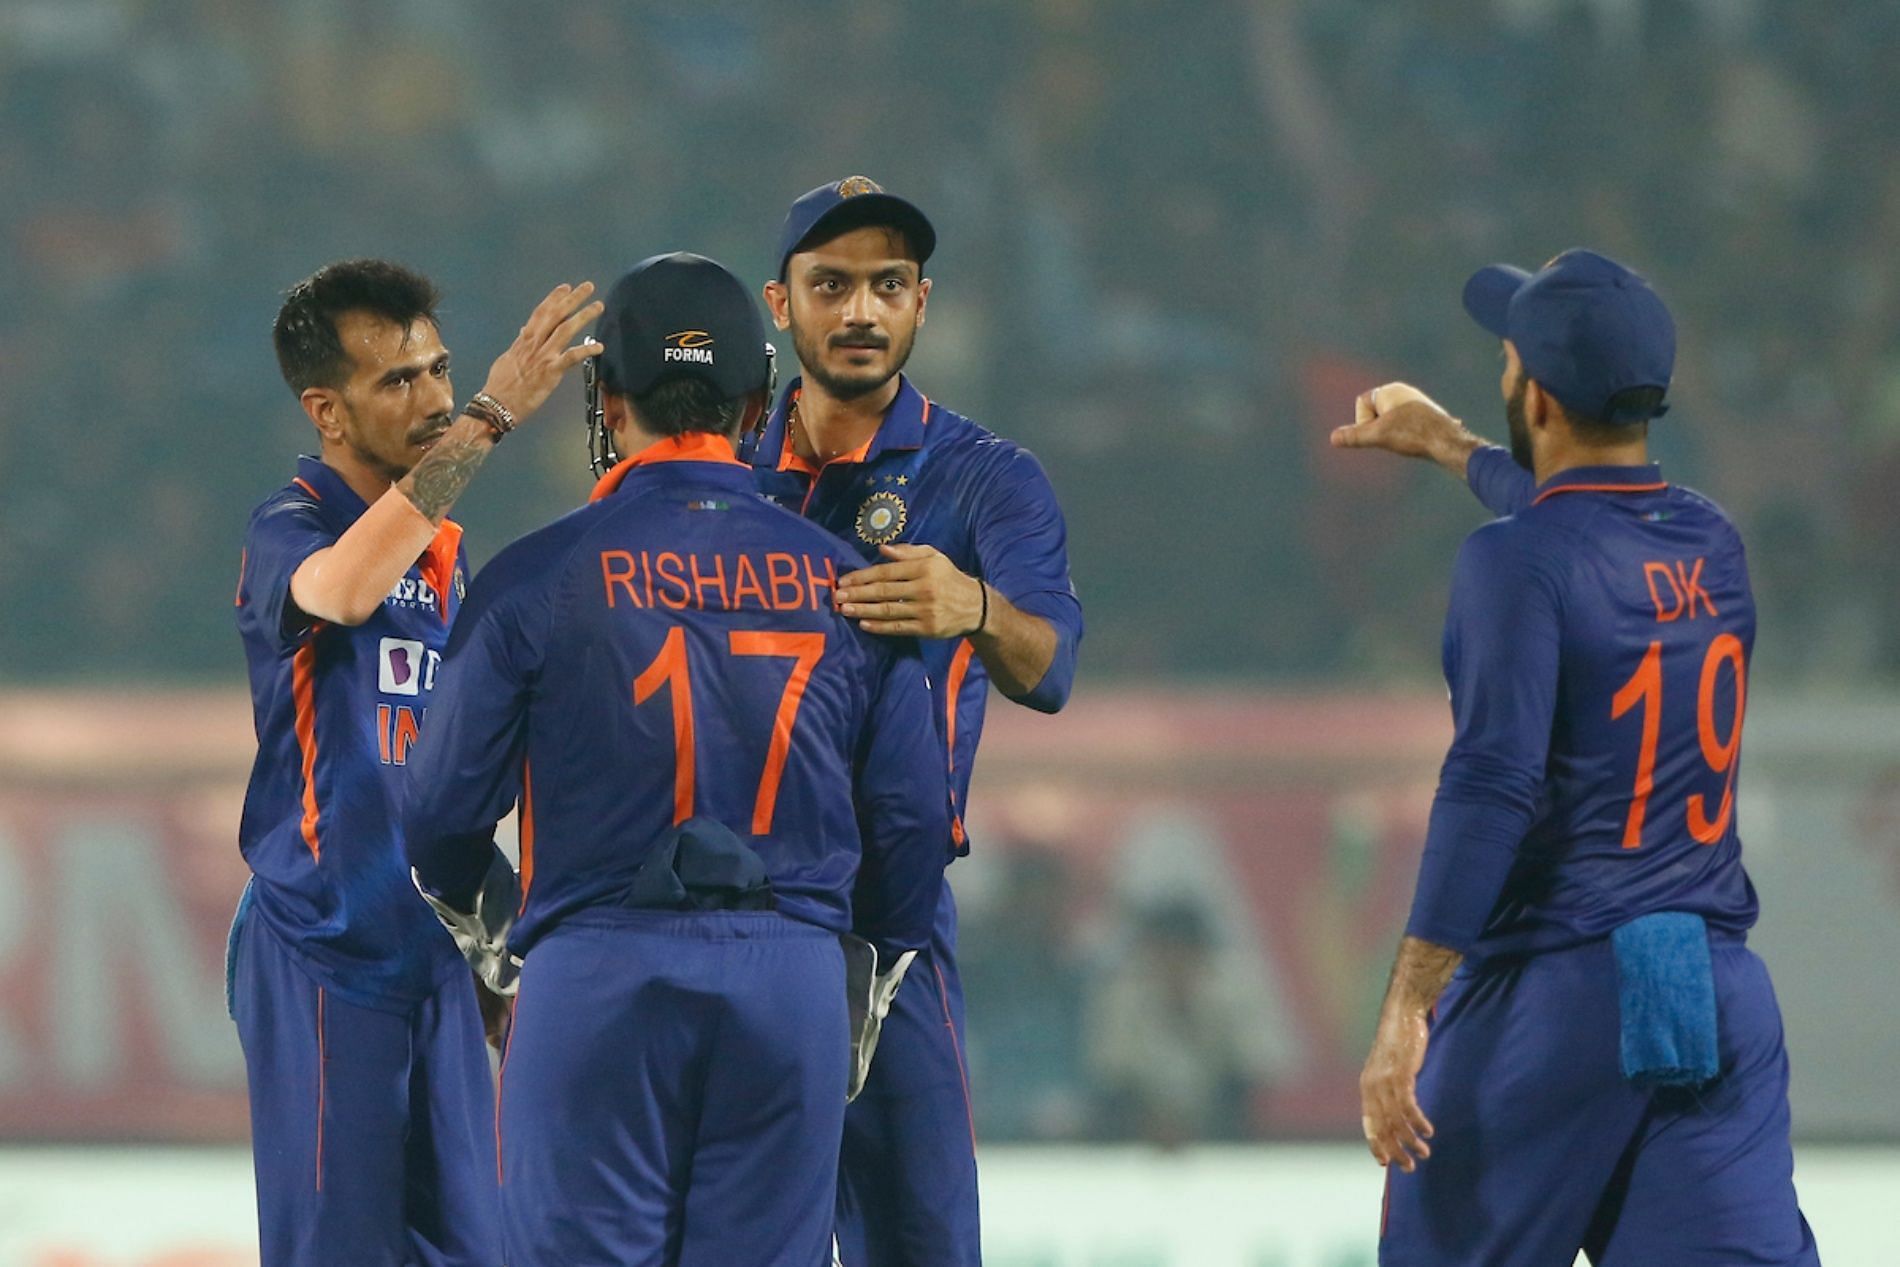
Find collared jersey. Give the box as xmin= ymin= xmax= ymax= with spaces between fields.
xmin=235 ymin=456 xmax=468 ymax=1010
xmin=402 ymin=435 xmax=949 ymax=959
xmin=740 ymin=376 xmax=1083 ymax=849
xmin=1407 ymin=456 xmax=1761 ymax=961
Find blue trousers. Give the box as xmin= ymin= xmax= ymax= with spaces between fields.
xmin=837 ymin=886 xmax=982 ymax=1267
xmin=499 ymin=909 xmax=848 ymax=1267
xmin=231 ymin=910 xmax=500 ymax=1267
xmin=1381 ymin=937 xmax=1819 ymax=1266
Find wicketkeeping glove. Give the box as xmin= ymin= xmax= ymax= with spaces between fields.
xmin=413 ymin=845 xmax=523 ymax=996
xmin=840 ymin=934 xmax=918 ymax=1103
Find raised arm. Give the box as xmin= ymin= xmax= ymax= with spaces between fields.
xmin=1332 ymin=382 xmax=1535 ymax=518
xmin=289 ymin=283 xmax=603 ymax=627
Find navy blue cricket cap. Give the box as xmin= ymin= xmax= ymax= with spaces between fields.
xmin=596 ymin=252 xmax=772 ymax=399
xmin=1462 ymin=248 xmax=1674 ymax=423
xmin=775 ymin=176 xmax=936 ymax=278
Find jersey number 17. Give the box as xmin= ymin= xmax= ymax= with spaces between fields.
xmin=634 ymin=627 xmax=825 ymax=835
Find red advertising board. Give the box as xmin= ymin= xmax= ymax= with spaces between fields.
xmin=0 ymin=688 xmax=1452 ymax=1142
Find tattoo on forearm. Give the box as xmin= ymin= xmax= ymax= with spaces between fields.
xmin=402 ymin=428 xmax=493 ymax=524
xmin=1385 ymin=936 xmax=1463 ymax=1014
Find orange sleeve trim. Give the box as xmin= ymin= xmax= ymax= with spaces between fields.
xmin=943 ymin=638 xmax=976 ymax=773
xmin=1531 ymin=481 xmax=1668 ymax=506
xmin=418 ymin=519 xmax=464 ymax=624
xmin=234 ymin=548 xmax=247 ymax=607
xmin=292 ymin=644 xmax=323 ymax=861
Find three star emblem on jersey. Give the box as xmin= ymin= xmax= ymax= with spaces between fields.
xmin=855 ymin=490 xmax=908 ymax=545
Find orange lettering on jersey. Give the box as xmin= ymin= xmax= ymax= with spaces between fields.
xmin=1644 ymin=562 xmax=1686 ymax=622
xmin=804 ymin=555 xmax=838 ymax=612
xmin=392 ymin=706 xmax=423 ymax=765
xmin=601 ymin=550 xmax=644 ymax=608
xmin=766 ymin=552 xmax=804 ymax=610
xmin=377 ymin=704 xmax=392 ymax=764
xmin=654 ymin=552 xmax=691 ymax=609
xmin=1676 ymin=558 xmax=1719 ymax=620
xmin=690 ymin=553 xmax=731 ymax=611
xmin=733 ymin=554 xmax=768 ymax=611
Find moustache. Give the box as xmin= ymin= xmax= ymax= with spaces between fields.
xmin=409 ymin=413 xmax=455 ymax=445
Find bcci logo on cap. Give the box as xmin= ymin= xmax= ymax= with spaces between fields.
xmin=855 ymin=490 xmax=907 ymax=545
xmin=664 ymin=330 xmax=715 ymax=366
xmin=836 ymin=175 xmax=882 ymax=198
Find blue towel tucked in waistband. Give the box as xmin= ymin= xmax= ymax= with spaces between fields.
xmin=1611 ymin=911 xmax=1719 ymax=1088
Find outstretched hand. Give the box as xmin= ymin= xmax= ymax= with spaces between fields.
xmin=1332 ymin=382 xmax=1481 ymax=477
xmin=478 ymin=282 xmax=606 ymax=423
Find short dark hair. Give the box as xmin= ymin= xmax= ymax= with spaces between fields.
xmin=1563 ymin=386 xmax=1665 ymax=444
xmin=632 ymin=377 xmax=745 ymax=438
xmin=272 ymin=259 xmax=440 ymax=395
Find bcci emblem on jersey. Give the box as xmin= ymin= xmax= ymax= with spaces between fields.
xmin=855 ymin=490 xmax=908 ymax=546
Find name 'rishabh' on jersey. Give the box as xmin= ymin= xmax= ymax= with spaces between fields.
xmin=1406 ymin=455 xmax=1761 ymax=961
xmin=235 ymin=456 xmax=468 ymax=1010
xmin=402 ymin=435 xmax=949 ymax=958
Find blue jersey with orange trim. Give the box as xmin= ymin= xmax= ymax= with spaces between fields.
xmin=402 ymin=434 xmax=949 ymax=959
xmin=1406 ymin=456 xmax=1761 ymax=962
xmin=235 ymin=456 xmax=468 ymax=1011
xmin=739 ymin=376 xmax=1083 ymax=849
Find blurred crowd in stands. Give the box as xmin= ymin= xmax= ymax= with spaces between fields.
xmin=5 ymin=0 xmax=1899 ymax=689
xmin=5 ymin=0 xmax=1898 ymax=1147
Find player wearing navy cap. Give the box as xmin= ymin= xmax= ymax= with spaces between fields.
xmin=1336 ymin=250 xmax=1818 ymax=1265
xmin=233 ymin=259 xmax=602 ymax=1266
xmin=747 ymin=177 xmax=1084 ymax=1267
xmin=405 ymin=252 xmax=950 ymax=1266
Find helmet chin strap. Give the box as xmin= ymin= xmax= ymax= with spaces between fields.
xmin=585 ymin=355 xmax=620 ymax=478
xmin=586 ymin=343 xmax=781 ymax=477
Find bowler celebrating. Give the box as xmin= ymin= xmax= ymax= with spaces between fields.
xmin=746 ymin=177 xmax=1084 ymax=1267
xmin=1339 ymin=250 xmax=1818 ymax=1265
xmin=233 ymin=260 xmax=600 ymax=1265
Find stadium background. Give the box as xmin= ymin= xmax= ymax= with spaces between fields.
xmin=3 ymin=1 xmax=1897 ymax=1262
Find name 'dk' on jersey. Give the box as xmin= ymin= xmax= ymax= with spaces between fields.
xmin=1413 ymin=460 xmax=1760 ymax=960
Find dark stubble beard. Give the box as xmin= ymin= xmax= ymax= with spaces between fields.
xmin=1506 ymin=376 xmax=1533 ymax=472
xmin=790 ymin=315 xmax=918 ymax=402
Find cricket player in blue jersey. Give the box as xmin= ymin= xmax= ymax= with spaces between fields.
xmin=404 ymin=252 xmax=952 ymax=1267
xmin=233 ymin=259 xmax=602 ymax=1266
xmin=745 ymin=177 xmax=1084 ymax=1267
xmin=1335 ymin=249 xmax=1819 ymax=1265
